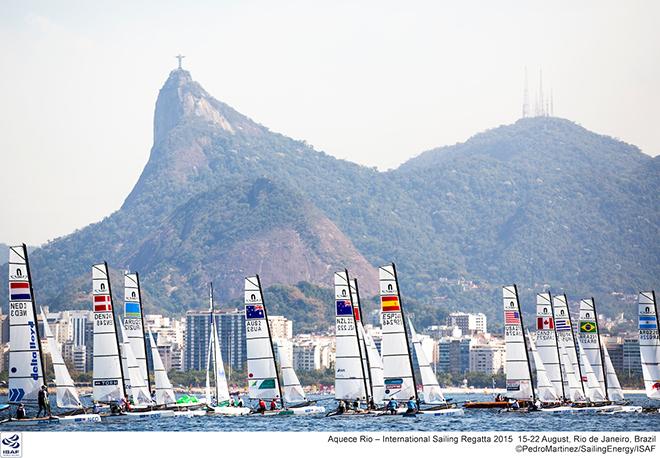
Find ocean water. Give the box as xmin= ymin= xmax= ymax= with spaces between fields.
xmin=2 ymin=394 xmax=658 ymax=432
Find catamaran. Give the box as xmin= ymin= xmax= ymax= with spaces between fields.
xmin=552 ymin=294 xmax=588 ymax=404
xmin=3 ymin=244 xmax=99 ymax=425
xmin=123 ymin=272 xmax=151 ymax=400
xmin=205 ymin=284 xmax=250 ymax=415
xmin=244 ymin=275 xmax=324 ymax=415
xmin=535 ymin=293 xmax=565 ymax=402
xmin=639 ymin=291 xmax=660 ymax=411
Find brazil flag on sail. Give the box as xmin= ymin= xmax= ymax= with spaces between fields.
xmin=580 ymin=321 xmax=597 ymax=333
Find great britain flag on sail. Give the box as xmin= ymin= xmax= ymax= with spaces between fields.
xmin=94 ymin=295 xmax=112 ymax=312
xmin=9 ymin=282 xmax=31 ymax=301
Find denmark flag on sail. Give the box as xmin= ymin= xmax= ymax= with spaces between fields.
xmin=537 ymin=317 xmax=554 ymax=330
xmin=94 ymin=295 xmax=112 ymax=312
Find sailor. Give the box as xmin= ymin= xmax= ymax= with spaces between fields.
xmin=229 ymin=397 xmax=235 ymax=407
xmin=336 ymin=400 xmax=346 ymax=415
xmin=405 ymin=396 xmax=418 ymax=414
xmin=508 ymin=399 xmax=520 ymax=410
xmin=256 ymin=399 xmax=267 ymax=414
xmin=269 ymin=399 xmax=278 ymax=411
xmin=151 ymin=390 xmax=157 ymax=403
xmin=15 ymin=403 xmax=26 ymax=420
xmin=37 ymin=385 xmax=50 ymax=417
xmin=237 ymin=397 xmax=244 ymax=408
xmin=367 ymin=396 xmax=376 ymax=410
xmin=386 ymin=398 xmax=398 ymax=414
xmin=92 ymin=402 xmax=101 ymax=414
xmin=352 ymin=398 xmax=360 ymax=411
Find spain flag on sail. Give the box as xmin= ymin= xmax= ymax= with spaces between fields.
xmin=94 ymin=295 xmax=112 ymax=312
xmin=381 ymin=295 xmax=400 ymax=312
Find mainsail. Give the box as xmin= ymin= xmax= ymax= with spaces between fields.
xmin=602 ymin=345 xmax=624 ymax=402
xmin=92 ymin=262 xmax=126 ymax=403
xmin=529 ymin=333 xmax=560 ymax=403
xmin=577 ymin=339 xmax=606 ymax=402
xmin=362 ymin=324 xmax=385 ymax=404
xmin=245 ymin=276 xmax=283 ymax=402
xmin=7 ymin=244 xmax=45 ymax=404
xmin=535 ymin=292 xmax=564 ymax=399
xmin=119 ymin=321 xmax=152 ymax=407
xmin=552 ymin=294 xmax=586 ymax=402
xmin=334 ymin=270 xmax=368 ymax=401
xmin=639 ymin=291 xmax=660 ymax=400
xmin=578 ymin=298 xmax=607 ymax=399
xmin=503 ymin=285 xmax=534 ymax=400
xmin=40 ymin=309 xmax=82 ymax=408
xmin=206 ymin=284 xmax=231 ymax=406
xmin=123 ymin=272 xmax=150 ymax=394
xmin=277 ymin=340 xmax=307 ymax=404
xmin=379 ymin=263 xmax=417 ymax=401
xmin=409 ymin=319 xmax=446 ymax=404
xmin=147 ymin=329 xmax=176 ymax=406
xmin=350 ymin=278 xmax=372 ymax=401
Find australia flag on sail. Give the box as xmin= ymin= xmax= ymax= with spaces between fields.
xmin=246 ymin=304 xmax=265 ymax=319
xmin=336 ymin=300 xmax=353 ymax=316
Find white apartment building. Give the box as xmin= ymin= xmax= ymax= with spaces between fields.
xmin=469 ymin=341 xmax=505 ymax=374
xmin=446 ymin=312 xmax=487 ymax=335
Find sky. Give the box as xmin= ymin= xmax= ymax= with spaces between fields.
xmin=1 ymin=0 xmax=658 ymax=245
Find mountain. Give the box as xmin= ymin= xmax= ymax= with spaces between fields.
xmin=1 ymin=68 xmax=657 ymax=331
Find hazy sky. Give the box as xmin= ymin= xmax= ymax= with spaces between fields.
xmin=1 ymin=1 xmax=658 ymax=245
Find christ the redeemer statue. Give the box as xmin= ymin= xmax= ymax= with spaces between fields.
xmin=175 ymin=54 xmax=185 ymax=69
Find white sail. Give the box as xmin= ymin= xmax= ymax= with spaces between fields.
xmin=123 ymin=272 xmax=149 ymax=391
xmin=334 ymin=270 xmax=368 ymax=400
xmin=244 ymin=276 xmax=281 ymax=401
xmin=552 ymin=294 xmax=586 ymax=402
xmin=147 ymin=329 xmax=176 ymax=406
xmin=277 ymin=340 xmax=307 ymax=404
xmin=350 ymin=278 xmax=372 ymax=400
xmin=602 ymin=345 xmax=624 ymax=402
xmin=577 ymin=298 xmax=606 ymax=398
xmin=210 ymin=314 xmax=231 ymax=404
xmin=362 ymin=324 xmax=385 ymax=404
xmin=577 ymin=339 xmax=606 ymax=402
xmin=409 ymin=319 xmax=445 ymax=404
xmin=7 ymin=245 xmax=45 ymax=404
xmin=119 ymin=321 xmax=152 ymax=407
xmin=40 ymin=309 xmax=81 ymax=408
xmin=558 ymin=343 xmax=587 ymax=403
xmin=379 ymin=264 xmax=416 ymax=401
xmin=205 ymin=328 xmax=213 ymax=405
xmin=639 ymin=291 xmax=660 ymax=400
xmin=535 ymin=293 xmax=564 ymax=399
xmin=503 ymin=285 xmax=534 ymax=400
xmin=529 ymin=334 xmax=560 ymax=402
xmin=92 ymin=262 xmax=125 ymax=403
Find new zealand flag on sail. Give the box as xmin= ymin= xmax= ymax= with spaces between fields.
xmin=336 ymin=300 xmax=353 ymax=316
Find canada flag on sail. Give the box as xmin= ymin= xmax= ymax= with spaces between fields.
xmin=94 ymin=295 xmax=112 ymax=312
xmin=9 ymin=282 xmax=31 ymax=301
xmin=537 ymin=317 xmax=554 ymax=330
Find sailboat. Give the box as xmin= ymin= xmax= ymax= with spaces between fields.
xmin=639 ymin=291 xmax=660 ymax=410
xmin=535 ymin=293 xmax=565 ymax=401
xmin=244 ymin=275 xmax=324 ymax=415
xmin=408 ymin=319 xmax=464 ymax=415
xmin=503 ymin=285 xmax=534 ymax=406
xmin=528 ymin=333 xmax=562 ymax=406
xmin=552 ymin=294 xmax=588 ymax=404
xmin=205 ymin=284 xmax=250 ymax=415
xmin=118 ymin=320 xmax=153 ymax=408
xmin=123 ymin=272 xmax=151 ymax=399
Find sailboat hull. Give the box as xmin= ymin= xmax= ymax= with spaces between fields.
xmin=59 ymin=413 xmax=102 ymax=423
xmin=0 ymin=417 xmax=61 ymax=426
xmin=207 ymin=406 xmax=251 ymax=416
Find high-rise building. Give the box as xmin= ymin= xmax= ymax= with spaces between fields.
xmin=438 ymin=337 xmax=472 ymax=375
xmin=184 ymin=310 xmax=247 ymax=372
xmin=469 ymin=342 xmax=505 ymax=374
xmin=268 ymin=316 xmax=292 ymax=340
xmin=446 ymin=312 xmax=487 ymax=335
xmin=622 ymin=338 xmax=642 ymax=376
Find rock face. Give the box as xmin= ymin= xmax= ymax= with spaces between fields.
xmin=2 ymin=67 xmax=657 ymax=328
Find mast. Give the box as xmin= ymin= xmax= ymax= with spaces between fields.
xmin=392 ymin=263 xmax=419 ymax=402
xmin=134 ymin=272 xmax=152 ymax=395
xmin=353 ymin=278 xmax=375 ymax=398
xmin=108 ymin=263 xmax=127 ymax=400
xmin=345 ymin=270 xmax=369 ymax=401
xmin=592 ymin=298 xmax=608 ymax=401
xmin=24 ymin=244 xmax=46 ymax=387
xmin=210 ymin=283 xmax=219 ymax=402
xmin=547 ymin=291 xmax=566 ymax=400
xmin=258 ymin=275 xmax=286 ymax=408
xmin=564 ymin=295 xmax=586 ymax=397
xmin=516 ymin=285 xmax=536 ymax=402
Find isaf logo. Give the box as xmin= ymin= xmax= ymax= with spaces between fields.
xmin=1 ymin=433 xmax=22 ymax=457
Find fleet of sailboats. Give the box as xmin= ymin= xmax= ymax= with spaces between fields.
xmin=3 ymin=242 xmax=658 ymax=422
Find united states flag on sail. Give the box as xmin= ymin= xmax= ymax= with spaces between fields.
xmin=505 ymin=310 xmax=520 ymax=325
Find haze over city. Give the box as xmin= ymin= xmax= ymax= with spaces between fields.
xmin=1 ymin=0 xmax=658 ymax=244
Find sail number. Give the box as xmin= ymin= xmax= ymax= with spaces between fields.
xmin=505 ymin=326 xmax=522 ymax=337
xmin=9 ymin=302 xmax=29 ymax=317
xmin=246 ymin=319 xmax=262 ymax=333
xmin=336 ymin=317 xmax=355 ymax=332
xmin=124 ymin=318 xmax=141 ymax=331
xmin=94 ymin=312 xmax=114 ymax=326
xmin=382 ymin=313 xmax=402 ymax=327
xmin=639 ymin=329 xmax=659 ymax=340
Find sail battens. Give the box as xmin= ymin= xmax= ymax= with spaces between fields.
xmin=638 ymin=291 xmax=660 ymax=400
xmin=504 ymin=285 xmax=534 ymax=401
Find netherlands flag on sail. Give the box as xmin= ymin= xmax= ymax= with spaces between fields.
xmin=94 ymin=295 xmax=112 ymax=312
xmin=336 ymin=300 xmax=353 ymax=316
xmin=246 ymin=304 xmax=265 ymax=319
xmin=639 ymin=315 xmax=657 ymax=330
xmin=9 ymin=282 xmax=31 ymax=301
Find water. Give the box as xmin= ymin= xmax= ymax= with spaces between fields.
xmin=2 ymin=394 xmax=658 ymax=432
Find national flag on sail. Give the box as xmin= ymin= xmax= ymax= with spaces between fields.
xmin=381 ymin=295 xmax=400 ymax=312
xmin=246 ymin=304 xmax=265 ymax=319
xmin=125 ymin=301 xmax=141 ymax=317
xmin=580 ymin=321 xmax=597 ymax=333
xmin=639 ymin=315 xmax=658 ymax=330
xmin=94 ymin=295 xmax=112 ymax=312
xmin=537 ymin=317 xmax=554 ymax=330
xmin=555 ymin=318 xmax=571 ymax=331
xmin=353 ymin=306 xmax=361 ymax=322
xmin=505 ymin=310 xmax=520 ymax=325
xmin=336 ymin=299 xmax=353 ymax=316
xmin=9 ymin=282 xmax=31 ymax=301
